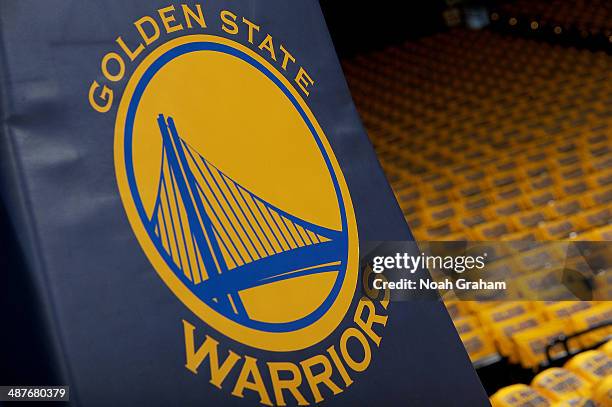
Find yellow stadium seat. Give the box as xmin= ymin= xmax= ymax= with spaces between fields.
xmin=554 ymin=164 xmax=587 ymax=183
xmin=537 ymin=219 xmax=578 ymax=240
xmin=579 ymin=224 xmax=612 ymax=241
xmin=491 ymin=172 xmax=521 ymax=189
xmin=495 ymin=159 xmax=520 ymax=173
xmin=522 ymin=163 xmax=552 ymax=179
xmin=551 ymin=397 xmax=599 ymax=407
xmin=581 ymin=187 xmax=612 ymax=208
xmin=531 ymin=368 xmax=592 ymax=402
xmin=473 ymin=221 xmax=514 ymax=240
xmin=486 ymin=200 xmax=526 ymax=218
xmin=542 ymin=301 xmax=593 ymax=320
xmin=477 ymin=302 xmax=532 ymax=330
xmin=485 ymin=257 xmax=521 ymax=279
xmin=437 ymin=231 xmax=472 ymax=241
xmin=564 ymin=350 xmax=612 ymax=384
xmin=455 ymin=182 xmax=486 ymax=200
xmin=559 ymin=180 xmax=590 ymax=198
xmin=526 ymin=178 xmax=558 ymax=195
xmin=544 ymin=197 xmax=583 ymax=218
xmin=558 ymin=157 xmax=582 ymax=172
xmin=587 ymin=169 xmax=612 ymax=189
xmin=492 ymin=313 xmax=547 ymax=361
xmin=501 ymin=230 xmax=542 ymax=244
xmin=569 ymin=207 xmax=611 ymax=231
xmin=453 ymin=314 xmax=481 ymax=336
xmin=463 ymin=196 xmax=494 ymax=213
xmin=423 ymin=192 xmax=454 ymax=207
xmin=454 ymin=212 xmax=489 ymax=229
xmin=588 ymin=155 xmax=612 ymax=173
xmin=569 ymin=304 xmax=612 ymax=348
xmin=423 ymin=223 xmax=456 ymax=239
xmin=495 ymin=185 xmax=527 ymax=202
xmin=490 ymin=384 xmax=552 ymax=407
xmin=460 ymin=169 xmax=487 ymax=184
xmin=515 ymin=245 xmax=566 ymax=273
xmin=422 ymin=202 xmax=459 ymax=224
xmin=510 ymin=209 xmax=550 ymax=229
xmin=512 ymin=320 xmax=575 ymax=368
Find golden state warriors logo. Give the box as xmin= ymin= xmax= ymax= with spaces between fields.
xmin=114 ymin=35 xmax=359 ymax=351
xmin=91 ymin=7 xmax=387 ymax=404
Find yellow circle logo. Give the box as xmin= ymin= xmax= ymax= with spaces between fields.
xmin=115 ymin=35 xmax=358 ymax=351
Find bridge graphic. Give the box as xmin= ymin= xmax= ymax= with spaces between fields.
xmin=148 ymin=114 xmax=345 ymax=321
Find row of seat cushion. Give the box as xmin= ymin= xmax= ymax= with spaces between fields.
xmin=344 ymin=29 xmax=612 ymax=242
xmin=342 ymin=25 xmax=611 ymax=385
xmin=449 ymin=301 xmax=612 ymax=368
xmin=490 ymin=342 xmax=612 ymax=406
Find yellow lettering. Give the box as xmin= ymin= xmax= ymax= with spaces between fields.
xmin=134 ymin=16 xmax=160 ymax=46
xmin=158 ymin=5 xmax=184 ymax=34
xmin=340 ymin=328 xmax=371 ymax=372
xmin=88 ymin=81 xmax=113 ymax=113
xmin=268 ymin=362 xmax=308 ymax=406
xmin=294 ymin=67 xmax=314 ymax=96
xmin=258 ymin=34 xmax=276 ymax=61
xmin=242 ymin=17 xmax=260 ymax=44
xmin=182 ymin=4 xmax=206 ymax=29
xmin=300 ymin=354 xmax=342 ymax=403
xmin=220 ymin=10 xmax=238 ymax=35
xmin=354 ymin=297 xmax=388 ymax=346
xmin=101 ymin=52 xmax=125 ymax=82
xmin=232 ymin=356 xmax=273 ymax=406
xmin=279 ymin=44 xmax=295 ymax=71
xmin=327 ymin=345 xmax=353 ymax=387
xmin=182 ymin=320 xmax=240 ymax=389
xmin=115 ymin=36 xmax=144 ymax=62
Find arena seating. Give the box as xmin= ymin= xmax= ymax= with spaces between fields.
xmin=490 ymin=342 xmax=612 ymax=406
xmin=342 ymin=27 xmax=611 ymax=396
xmin=344 ymin=29 xmax=611 ymax=243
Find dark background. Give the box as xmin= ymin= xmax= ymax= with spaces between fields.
xmin=1 ymin=200 xmax=62 ymax=386
xmin=319 ymin=2 xmax=447 ymax=57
